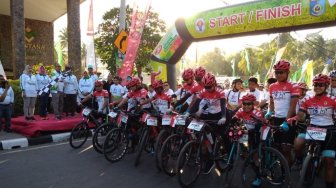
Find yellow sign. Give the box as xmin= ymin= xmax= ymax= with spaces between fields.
xmin=114 ymin=30 xmax=128 ymax=54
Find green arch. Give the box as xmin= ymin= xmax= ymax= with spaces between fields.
xmin=150 ymin=0 xmax=336 ymax=89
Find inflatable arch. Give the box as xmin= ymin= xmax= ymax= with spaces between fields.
xmin=150 ymin=0 xmax=336 ymax=89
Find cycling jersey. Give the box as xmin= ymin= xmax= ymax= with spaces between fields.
xmin=93 ymin=89 xmax=109 ymax=113
xmin=125 ymin=88 xmax=150 ymax=110
xmin=152 ymin=93 xmax=171 ymax=114
xmin=198 ymin=88 xmax=225 ymax=114
xmin=269 ymin=81 xmax=300 ymax=118
xmin=189 ymin=83 xmax=204 ymax=96
xmin=234 ymin=108 xmax=263 ymax=130
xmin=299 ymin=94 xmax=336 ymax=126
xmin=175 ymin=82 xmax=197 ymax=104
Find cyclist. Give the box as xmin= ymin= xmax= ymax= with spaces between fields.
xmin=327 ymin=70 xmax=336 ymax=96
xmin=232 ymin=93 xmax=263 ymax=186
xmin=177 ymin=67 xmax=206 ymax=116
xmin=116 ymin=77 xmax=151 ymax=112
xmin=225 ymin=78 xmax=243 ymax=112
xmin=173 ymin=68 xmax=196 ymax=113
xmin=80 ymin=80 xmax=109 ymax=122
xmin=140 ymin=80 xmax=172 ymax=115
xmin=192 ymin=73 xmax=227 ymax=174
xmin=265 ymin=59 xmax=300 ymax=166
xmin=293 ymin=74 xmax=336 ymax=188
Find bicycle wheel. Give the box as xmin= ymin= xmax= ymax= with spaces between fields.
xmin=159 ymin=134 xmax=183 ymax=176
xmin=176 ymin=140 xmax=201 ymax=188
xmin=103 ymin=128 xmax=128 ymax=163
xmin=154 ymin=129 xmax=170 ymax=171
xmin=69 ymin=122 xmax=90 ymax=149
xmin=134 ymin=128 xmax=149 ymax=167
xmin=241 ymin=146 xmax=291 ymax=188
xmin=221 ymin=142 xmax=240 ymax=188
xmin=298 ymin=154 xmax=316 ymax=187
xmin=214 ymin=138 xmax=233 ymax=172
xmin=92 ymin=122 xmax=115 ymax=154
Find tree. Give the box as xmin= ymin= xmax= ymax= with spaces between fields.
xmin=199 ymin=47 xmax=232 ymax=76
xmin=95 ymin=6 xmax=166 ymax=76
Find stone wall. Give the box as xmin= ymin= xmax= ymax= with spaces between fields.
xmin=0 ymin=15 xmax=54 ymax=78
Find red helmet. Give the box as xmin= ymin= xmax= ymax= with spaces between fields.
xmin=194 ymin=67 xmax=206 ymax=78
xmin=182 ymin=68 xmax=194 ymax=80
xmin=297 ymin=82 xmax=308 ymax=90
xmin=127 ymin=77 xmax=141 ymax=88
xmin=95 ymin=80 xmax=103 ymax=87
xmin=273 ymin=59 xmax=290 ymax=71
xmin=152 ymin=80 xmax=163 ymax=89
xmin=313 ymin=74 xmax=330 ymax=85
xmin=202 ymin=73 xmax=216 ymax=86
xmin=241 ymin=94 xmax=256 ymax=102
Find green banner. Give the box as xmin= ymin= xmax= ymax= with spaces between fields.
xmin=152 ymin=26 xmax=184 ymax=62
xmin=184 ymin=0 xmax=336 ymax=39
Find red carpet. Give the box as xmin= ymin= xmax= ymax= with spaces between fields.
xmin=11 ymin=114 xmax=85 ymax=137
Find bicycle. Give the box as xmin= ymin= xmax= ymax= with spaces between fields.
xmin=175 ymin=118 xmax=221 ymax=187
xmin=298 ymin=125 xmax=336 ymax=188
xmin=91 ymin=110 xmax=118 ymax=153
xmin=134 ymin=110 xmax=161 ymax=167
xmin=241 ymin=119 xmax=291 ymax=188
xmin=69 ymin=107 xmax=105 ymax=149
xmin=159 ymin=114 xmax=191 ymax=176
xmin=103 ymin=109 xmax=143 ymax=163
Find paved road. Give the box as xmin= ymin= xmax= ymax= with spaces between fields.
xmin=0 ymin=140 xmax=331 ymax=188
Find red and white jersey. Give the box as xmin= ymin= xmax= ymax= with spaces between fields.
xmin=93 ymin=89 xmax=109 ymax=113
xmin=269 ymin=81 xmax=300 ymax=118
xmin=198 ymin=88 xmax=225 ymax=114
xmin=152 ymin=93 xmax=171 ymax=114
xmin=299 ymin=95 xmax=336 ymax=126
xmin=125 ymin=88 xmax=150 ymax=110
xmin=189 ymin=83 xmax=204 ymax=96
xmin=234 ymin=108 xmax=263 ymax=130
xmin=175 ymin=81 xmax=197 ymax=104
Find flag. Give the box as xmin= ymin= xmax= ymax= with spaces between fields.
xmin=322 ymin=64 xmax=329 ymax=74
xmin=305 ymin=60 xmax=314 ymax=87
xmin=291 ymin=69 xmax=301 ymax=82
xmin=118 ymin=1 xmax=152 ymax=85
xmin=298 ymin=59 xmax=310 ymax=82
xmin=327 ymin=58 xmax=332 ymax=65
xmin=231 ymin=59 xmax=235 ymax=77
xmin=86 ymin=0 xmax=96 ymax=70
xmin=244 ymin=49 xmax=251 ymax=73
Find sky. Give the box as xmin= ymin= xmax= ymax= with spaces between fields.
xmin=54 ymin=0 xmax=336 ymax=61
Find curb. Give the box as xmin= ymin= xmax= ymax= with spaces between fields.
xmin=0 ymin=132 xmax=71 ymax=150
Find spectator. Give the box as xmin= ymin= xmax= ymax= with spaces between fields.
xmin=36 ymin=65 xmax=51 ymax=120
xmin=78 ymin=71 xmax=94 ymax=106
xmin=103 ymin=72 xmax=114 ymax=97
xmin=247 ymin=77 xmax=262 ymax=106
xmin=225 ymin=78 xmax=243 ymax=112
xmin=50 ymin=64 xmax=64 ymax=120
xmin=20 ymin=65 xmax=37 ymax=121
xmin=87 ymin=64 xmax=98 ymax=83
xmin=0 ymin=75 xmax=14 ymax=132
xmin=63 ymin=66 xmax=78 ymax=117
xmin=163 ymin=81 xmax=174 ymax=96
xmin=110 ymin=76 xmax=125 ymax=102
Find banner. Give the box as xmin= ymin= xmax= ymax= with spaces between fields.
xmin=152 ymin=26 xmax=184 ymax=62
xmin=244 ymin=49 xmax=251 ymax=73
xmin=86 ymin=0 xmax=96 ymax=70
xmin=184 ymin=0 xmax=336 ymax=39
xmin=119 ymin=1 xmax=151 ymax=84
xmin=150 ymin=60 xmax=167 ymax=82
xmin=265 ymin=46 xmax=287 ymax=81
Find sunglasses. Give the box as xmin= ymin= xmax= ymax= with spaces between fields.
xmin=275 ymin=71 xmax=285 ymax=75
xmin=204 ymin=86 xmax=212 ymax=90
xmin=242 ymin=102 xmax=253 ymax=106
xmin=313 ymin=83 xmax=326 ymax=87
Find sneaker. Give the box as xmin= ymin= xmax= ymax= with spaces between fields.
xmin=251 ymin=178 xmax=261 ymax=187
xmin=201 ymin=160 xmax=214 ymax=175
xmin=25 ymin=117 xmax=30 ymax=121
